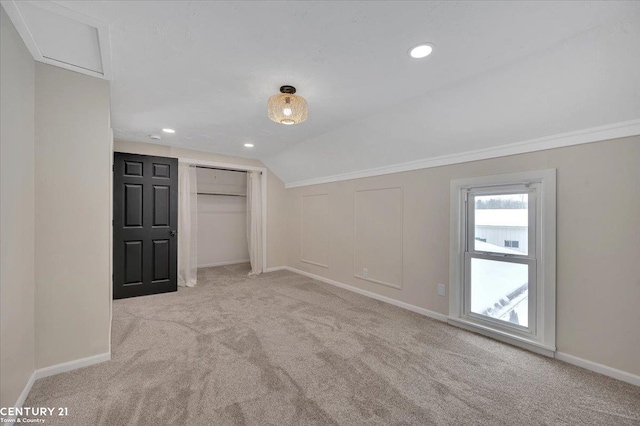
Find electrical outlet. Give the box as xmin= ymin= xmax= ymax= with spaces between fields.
xmin=437 ymin=283 xmax=446 ymax=297
xmin=363 ymin=268 xmax=368 ymax=278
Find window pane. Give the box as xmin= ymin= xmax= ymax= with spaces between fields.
xmin=474 ymin=194 xmax=528 ymax=255
xmin=470 ymin=258 xmax=528 ymax=327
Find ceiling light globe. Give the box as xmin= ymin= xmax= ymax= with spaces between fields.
xmin=268 ymin=86 xmax=307 ymax=125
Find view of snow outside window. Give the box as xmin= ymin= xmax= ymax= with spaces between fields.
xmin=471 ymin=194 xmax=529 ymax=327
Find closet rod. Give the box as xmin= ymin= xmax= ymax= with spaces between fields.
xmin=196 ymin=192 xmax=246 ymax=197
xmin=191 ymin=165 xmax=262 ymax=174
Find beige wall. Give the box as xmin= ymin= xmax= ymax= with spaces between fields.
xmin=35 ymin=64 xmax=112 ymax=368
xmin=286 ymin=136 xmax=640 ymax=376
xmin=0 ymin=6 xmax=36 ymax=407
xmin=113 ymin=140 xmax=288 ymax=269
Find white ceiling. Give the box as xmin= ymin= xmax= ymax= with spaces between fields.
xmin=11 ymin=1 xmax=640 ymax=184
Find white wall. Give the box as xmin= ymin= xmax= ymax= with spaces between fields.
xmin=0 ymin=5 xmax=35 ymax=408
xmin=35 ymin=63 xmax=111 ymax=368
xmin=285 ymin=136 xmax=640 ymax=377
xmin=196 ymin=168 xmax=249 ymax=267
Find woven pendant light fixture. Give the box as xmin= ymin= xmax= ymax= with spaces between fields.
xmin=267 ymin=85 xmax=308 ymax=125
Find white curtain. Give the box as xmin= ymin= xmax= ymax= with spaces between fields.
xmin=247 ymin=171 xmax=263 ymax=276
xmin=178 ymin=163 xmax=198 ymax=287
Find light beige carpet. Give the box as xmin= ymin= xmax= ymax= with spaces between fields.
xmin=24 ymin=264 xmax=640 ymax=425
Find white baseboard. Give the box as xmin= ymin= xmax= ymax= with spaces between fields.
xmin=448 ymin=317 xmax=555 ymax=357
xmin=198 ymin=259 xmax=250 ymax=268
xmin=264 ymin=266 xmax=287 ymax=273
xmin=283 ymin=266 xmax=448 ymax=322
xmin=35 ymin=352 xmax=111 ymax=380
xmin=555 ymin=352 xmax=640 ymax=387
xmin=3 ymin=373 xmax=35 ymax=422
xmin=5 ymin=371 xmax=37 ymax=420
xmin=5 ymin=352 xmax=110 ymax=420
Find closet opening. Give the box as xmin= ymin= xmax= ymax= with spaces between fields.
xmin=196 ymin=166 xmax=249 ymax=269
xmin=177 ymin=159 xmax=267 ymax=288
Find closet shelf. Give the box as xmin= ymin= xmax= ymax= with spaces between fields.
xmin=197 ymin=192 xmax=246 ymax=197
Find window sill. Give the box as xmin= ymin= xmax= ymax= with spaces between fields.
xmin=448 ymin=317 xmax=556 ymax=357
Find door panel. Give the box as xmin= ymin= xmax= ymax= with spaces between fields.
xmin=124 ymin=160 xmax=143 ymax=176
xmin=153 ymin=185 xmax=170 ymax=226
xmin=114 ymin=152 xmax=178 ymax=299
xmin=124 ymin=241 xmax=143 ymax=285
xmin=152 ymin=239 xmax=170 ymax=282
xmin=153 ymin=163 xmax=170 ymax=178
xmin=124 ymin=184 xmax=143 ymax=227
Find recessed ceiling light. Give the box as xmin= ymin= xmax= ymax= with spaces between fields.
xmin=409 ymin=43 xmax=433 ymax=59
xmin=162 ymin=128 xmax=175 ymax=134
xmin=244 ymin=143 xmax=254 ymax=148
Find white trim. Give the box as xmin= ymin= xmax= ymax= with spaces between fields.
xmin=283 ymin=266 xmax=448 ymax=322
xmin=1 ymin=0 xmax=112 ymax=80
xmin=179 ymin=158 xmax=269 ymax=273
xmin=284 ymin=119 xmax=640 ymax=188
xmin=3 ymin=372 xmax=35 ymax=422
xmin=108 ymin=128 xmax=114 ymax=369
xmin=555 ymin=352 xmax=640 ymax=387
xmin=353 ymin=274 xmax=402 ymax=289
xmin=5 ymin=353 xmax=110 ymax=419
xmin=6 ymin=371 xmax=36 ymax=420
xmin=264 ymin=266 xmax=286 ymax=273
xmin=34 ymin=352 xmax=111 ymax=380
xmin=449 ymin=169 xmax=556 ymax=353
xmin=448 ymin=317 xmax=555 ymax=357
xmin=353 ymin=186 xmax=404 ymax=289
xmin=300 ymin=193 xmax=330 ymax=269
xmin=197 ymin=259 xmax=250 ymax=268
xmin=301 ymin=259 xmax=329 ymax=268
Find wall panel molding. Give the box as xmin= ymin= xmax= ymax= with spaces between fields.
xmin=300 ymin=193 xmax=330 ymax=268
xmin=353 ymin=187 xmax=403 ymax=289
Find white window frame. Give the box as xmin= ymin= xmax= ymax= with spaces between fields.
xmin=449 ymin=170 xmax=556 ymax=356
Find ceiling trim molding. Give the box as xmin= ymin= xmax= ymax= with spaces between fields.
xmin=1 ymin=0 xmax=112 ymax=80
xmin=284 ymin=119 xmax=640 ymax=189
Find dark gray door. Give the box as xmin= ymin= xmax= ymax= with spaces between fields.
xmin=113 ymin=153 xmax=178 ymax=299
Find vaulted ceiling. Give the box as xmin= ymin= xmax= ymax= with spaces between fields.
xmin=6 ymin=1 xmax=640 ymax=185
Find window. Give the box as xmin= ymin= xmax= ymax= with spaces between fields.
xmin=449 ymin=170 xmax=556 ymax=356
xmin=504 ymin=240 xmax=519 ymax=248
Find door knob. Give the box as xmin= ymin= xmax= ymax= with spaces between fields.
xmin=170 ymin=230 xmax=177 ymax=237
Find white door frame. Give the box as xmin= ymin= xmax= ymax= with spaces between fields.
xmin=178 ymin=157 xmax=268 ymax=271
